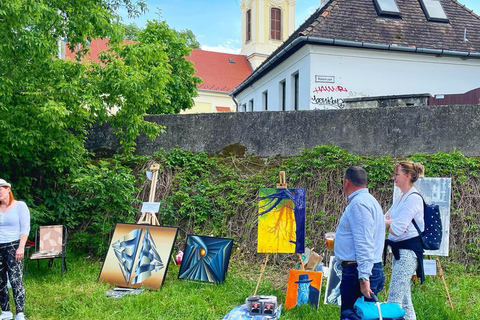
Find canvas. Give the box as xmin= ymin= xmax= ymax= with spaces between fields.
xmin=324 ymin=256 xmax=342 ymax=306
xmin=178 ymin=235 xmax=233 ymax=283
xmin=285 ymin=269 xmax=323 ymax=309
xmin=257 ymin=188 xmax=306 ymax=253
xmin=393 ymin=177 xmax=451 ymax=256
xmin=99 ymin=223 xmax=178 ymax=290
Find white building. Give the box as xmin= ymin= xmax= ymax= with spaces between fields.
xmin=231 ymin=0 xmax=480 ymax=111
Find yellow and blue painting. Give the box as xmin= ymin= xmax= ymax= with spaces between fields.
xmin=257 ymin=188 xmax=306 ymax=253
xmin=178 ymin=235 xmax=233 ymax=283
xmin=98 ymin=223 xmax=178 ymax=290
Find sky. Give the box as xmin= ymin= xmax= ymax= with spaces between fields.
xmin=117 ymin=0 xmax=480 ymax=54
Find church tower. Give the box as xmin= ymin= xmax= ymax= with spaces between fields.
xmin=240 ymin=0 xmax=296 ymax=70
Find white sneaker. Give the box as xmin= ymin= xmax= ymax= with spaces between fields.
xmin=14 ymin=313 xmax=25 ymax=320
xmin=0 ymin=311 xmax=13 ymax=320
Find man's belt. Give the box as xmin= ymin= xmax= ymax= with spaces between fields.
xmin=341 ymin=261 xmax=357 ymax=268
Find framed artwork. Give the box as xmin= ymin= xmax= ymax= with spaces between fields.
xmin=393 ymin=177 xmax=451 ymax=256
xmin=285 ymin=269 xmax=323 ymax=309
xmin=257 ymin=188 xmax=306 ymax=253
xmin=99 ymin=223 xmax=178 ymax=290
xmin=178 ymin=235 xmax=233 ymax=283
xmin=324 ymin=256 xmax=342 ymax=306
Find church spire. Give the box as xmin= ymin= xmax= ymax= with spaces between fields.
xmin=240 ymin=0 xmax=296 ymax=69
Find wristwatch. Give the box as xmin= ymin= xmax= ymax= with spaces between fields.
xmin=359 ymin=277 xmax=369 ymax=283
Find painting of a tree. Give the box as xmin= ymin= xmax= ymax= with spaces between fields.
xmin=257 ymin=188 xmax=306 ymax=253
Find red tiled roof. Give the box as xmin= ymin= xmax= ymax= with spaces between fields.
xmin=186 ymin=49 xmax=252 ymax=93
xmin=64 ymin=38 xmax=136 ymax=63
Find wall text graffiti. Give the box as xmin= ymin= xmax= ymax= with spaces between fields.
xmin=312 ymin=86 xmax=348 ymax=94
xmin=311 ymin=95 xmax=345 ymax=108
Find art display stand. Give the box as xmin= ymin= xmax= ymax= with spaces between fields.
xmin=137 ymin=163 xmax=160 ymax=226
xmin=435 ymin=256 xmax=454 ymax=310
xmin=253 ymin=171 xmax=305 ymax=296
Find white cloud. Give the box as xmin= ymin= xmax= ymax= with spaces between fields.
xmin=201 ymin=43 xmax=241 ymax=54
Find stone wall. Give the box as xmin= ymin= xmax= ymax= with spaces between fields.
xmin=85 ymin=105 xmax=480 ymax=157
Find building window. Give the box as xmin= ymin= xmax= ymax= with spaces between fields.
xmin=249 ymin=99 xmax=254 ymax=112
xmin=419 ymin=0 xmax=449 ymax=22
xmin=240 ymin=104 xmax=246 ymax=112
xmin=279 ymin=80 xmax=286 ymax=111
xmin=292 ymin=72 xmax=299 ymax=110
xmin=270 ymin=8 xmax=282 ymax=40
xmin=373 ymin=0 xmax=401 ymax=16
xmin=262 ymin=91 xmax=268 ymax=111
xmin=246 ymin=10 xmax=252 ymax=42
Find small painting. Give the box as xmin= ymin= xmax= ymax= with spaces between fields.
xmin=324 ymin=256 xmax=342 ymax=306
xmin=178 ymin=235 xmax=233 ymax=283
xmin=99 ymin=223 xmax=178 ymax=290
xmin=257 ymin=188 xmax=306 ymax=253
xmin=285 ymin=269 xmax=323 ymax=309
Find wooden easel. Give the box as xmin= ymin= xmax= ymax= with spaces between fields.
xmin=410 ymin=256 xmax=453 ymax=310
xmin=137 ymin=163 xmax=160 ymax=226
xmin=435 ymin=256 xmax=454 ymax=310
xmin=253 ymin=171 xmax=304 ymax=296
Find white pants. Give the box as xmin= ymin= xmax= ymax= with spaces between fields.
xmin=388 ymin=249 xmax=418 ymax=320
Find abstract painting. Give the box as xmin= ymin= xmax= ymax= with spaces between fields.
xmin=285 ymin=269 xmax=323 ymax=309
xmin=324 ymin=256 xmax=342 ymax=306
xmin=178 ymin=235 xmax=233 ymax=283
xmin=257 ymin=188 xmax=306 ymax=253
xmin=393 ymin=177 xmax=451 ymax=256
xmin=99 ymin=223 xmax=178 ymax=290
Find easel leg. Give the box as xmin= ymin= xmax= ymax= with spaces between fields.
xmin=254 ymin=254 xmax=270 ymax=296
xmin=436 ymin=257 xmax=454 ymax=310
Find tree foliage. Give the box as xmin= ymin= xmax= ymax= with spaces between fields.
xmin=0 ymin=0 xmax=200 ymax=197
xmin=120 ymin=22 xmax=142 ymax=40
xmin=0 ymin=0 xmax=201 ymax=251
xmin=119 ymin=22 xmax=201 ymax=50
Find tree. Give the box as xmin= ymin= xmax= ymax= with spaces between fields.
xmin=120 ymin=22 xmax=142 ymax=40
xmin=135 ymin=20 xmax=202 ymax=115
xmin=0 ymin=0 xmax=199 ymax=198
xmin=174 ymin=29 xmax=201 ymax=49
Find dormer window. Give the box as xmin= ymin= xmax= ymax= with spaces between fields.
xmin=419 ymin=0 xmax=449 ymax=22
xmin=270 ymin=8 xmax=282 ymax=40
xmin=373 ymin=0 xmax=401 ymax=17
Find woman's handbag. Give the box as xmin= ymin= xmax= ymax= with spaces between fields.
xmin=353 ymin=293 xmax=405 ymax=320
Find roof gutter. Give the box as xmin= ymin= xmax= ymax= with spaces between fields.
xmin=231 ymin=36 xmax=480 ymax=96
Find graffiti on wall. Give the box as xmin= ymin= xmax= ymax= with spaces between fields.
xmin=311 ymin=96 xmax=345 ymax=108
xmin=311 ymin=75 xmax=350 ymax=110
xmin=312 ymin=86 xmax=348 ymax=94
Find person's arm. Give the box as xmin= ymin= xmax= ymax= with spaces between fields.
xmin=16 ymin=202 xmax=31 ymax=261
xmin=16 ymin=233 xmax=28 ymax=261
xmin=389 ymin=194 xmax=423 ymax=236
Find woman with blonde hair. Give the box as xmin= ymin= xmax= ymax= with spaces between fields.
xmin=384 ymin=162 xmax=425 ymax=320
xmin=0 ymin=179 xmax=30 ymax=320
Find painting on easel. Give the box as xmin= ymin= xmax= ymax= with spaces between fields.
xmin=178 ymin=235 xmax=233 ymax=283
xmin=99 ymin=223 xmax=178 ymax=290
xmin=257 ymin=188 xmax=306 ymax=253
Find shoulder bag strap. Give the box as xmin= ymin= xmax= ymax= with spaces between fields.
xmin=406 ymin=192 xmax=424 ymax=236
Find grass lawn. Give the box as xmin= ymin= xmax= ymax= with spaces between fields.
xmin=20 ymin=253 xmax=480 ymax=319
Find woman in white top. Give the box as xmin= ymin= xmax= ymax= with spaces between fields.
xmin=384 ymin=162 xmax=425 ymax=320
xmin=0 ymin=179 xmax=30 ymax=320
